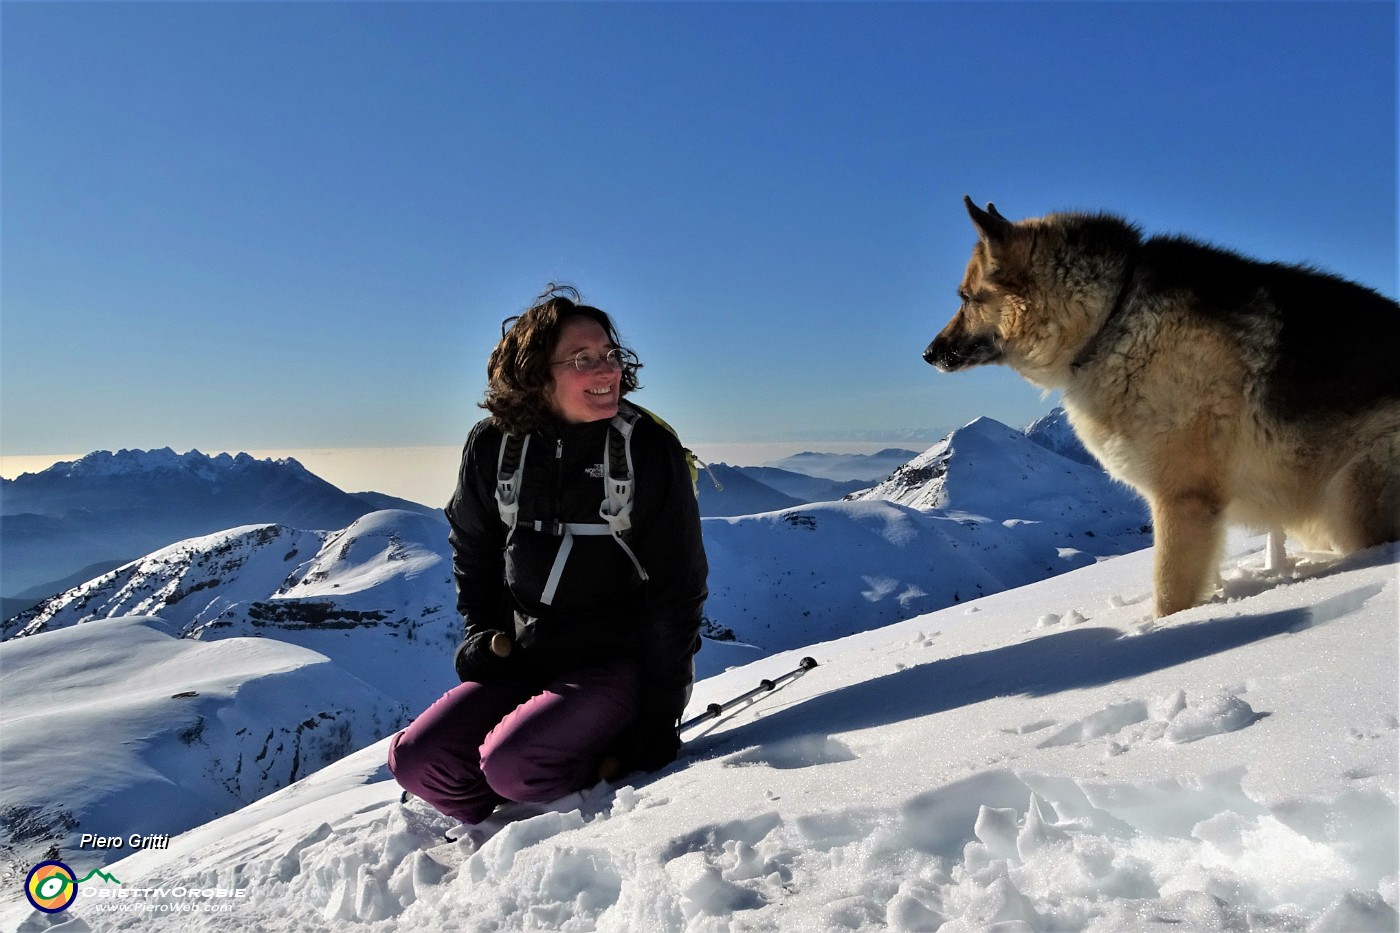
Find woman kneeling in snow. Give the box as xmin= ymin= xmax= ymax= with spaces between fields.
xmin=388 ymin=285 xmax=708 ymax=824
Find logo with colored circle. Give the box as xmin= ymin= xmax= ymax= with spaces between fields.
xmin=25 ymin=861 xmax=79 ymax=913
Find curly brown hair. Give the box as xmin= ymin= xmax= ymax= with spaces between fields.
xmin=481 ymin=284 xmax=642 ymax=435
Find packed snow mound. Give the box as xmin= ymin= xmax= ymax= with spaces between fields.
xmin=286 ymin=509 xmax=450 ymax=599
xmin=31 ymin=536 xmax=1392 ymax=932
xmin=0 ymin=615 xmax=408 ymax=879
xmin=9 ymin=510 xmax=454 ymax=637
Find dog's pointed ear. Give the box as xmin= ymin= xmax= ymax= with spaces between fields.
xmin=964 ymin=195 xmax=1013 ymax=244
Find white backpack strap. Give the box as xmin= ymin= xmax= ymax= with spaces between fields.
xmin=494 ymin=433 xmax=529 ymax=531
xmin=538 ymin=526 xmax=573 ymax=606
xmin=599 ymin=411 xmax=638 ymax=534
xmin=535 ymin=521 xmax=648 ymax=601
xmin=504 ymin=414 xmax=653 ymax=603
xmin=598 ymin=409 xmax=649 ymax=581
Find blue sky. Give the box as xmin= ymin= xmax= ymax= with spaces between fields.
xmin=3 ymin=1 xmax=1396 ymax=458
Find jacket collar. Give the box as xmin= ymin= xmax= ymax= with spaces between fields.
xmin=534 ymin=416 xmax=613 ymax=444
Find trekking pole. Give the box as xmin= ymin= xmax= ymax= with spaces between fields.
xmin=680 ymin=656 xmax=818 ymax=732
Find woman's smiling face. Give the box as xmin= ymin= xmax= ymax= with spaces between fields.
xmin=546 ymin=316 xmax=621 ymax=424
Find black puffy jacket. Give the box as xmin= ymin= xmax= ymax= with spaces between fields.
xmin=444 ymin=404 xmax=709 ymax=770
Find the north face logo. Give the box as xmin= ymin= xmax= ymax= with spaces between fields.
xmin=585 ymin=463 xmax=605 ymax=479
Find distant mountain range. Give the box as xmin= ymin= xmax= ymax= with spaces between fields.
xmin=735 ymin=466 xmax=871 ymax=503
xmin=688 ymin=448 xmax=916 ymax=518
xmin=1020 ymin=406 xmax=1101 ymax=467
xmin=0 ymin=448 xmax=437 ymax=614
xmin=763 ymin=448 xmax=919 ymax=482
xmin=695 ymin=464 xmax=807 ymax=517
xmin=9 ymin=412 xmax=1147 ymax=677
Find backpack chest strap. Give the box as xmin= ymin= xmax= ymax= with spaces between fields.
xmin=536 ymin=521 xmax=648 ymax=605
xmin=493 ymin=418 xmax=650 ymax=607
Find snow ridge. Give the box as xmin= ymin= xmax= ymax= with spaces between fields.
xmin=7 ymin=510 xmax=461 ymax=713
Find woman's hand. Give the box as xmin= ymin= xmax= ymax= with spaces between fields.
xmin=453 ymin=630 xmax=515 ymax=683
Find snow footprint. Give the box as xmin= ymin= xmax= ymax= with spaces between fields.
xmin=1036 ymin=700 xmax=1150 ymax=748
xmin=898 ymin=767 xmax=1399 ymax=931
xmin=725 ymin=734 xmax=859 ymax=769
xmin=1035 ymin=689 xmax=1261 ymax=752
xmin=657 ymin=811 xmax=796 ymax=922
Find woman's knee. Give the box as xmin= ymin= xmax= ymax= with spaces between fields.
xmin=386 ymin=729 xmax=430 ymax=787
xmin=477 ymin=677 xmax=636 ymax=802
xmin=477 ymin=737 xmax=547 ymax=802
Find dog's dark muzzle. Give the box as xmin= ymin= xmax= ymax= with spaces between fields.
xmin=923 ymin=333 xmax=1003 ymax=372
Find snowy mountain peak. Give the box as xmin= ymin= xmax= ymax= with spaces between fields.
xmin=35 ymin=448 xmax=314 ymax=482
xmin=851 ymin=415 xmax=1145 ymax=531
xmin=1022 ymin=407 xmax=1099 ymax=466
xmin=9 ymin=510 xmax=457 ymax=660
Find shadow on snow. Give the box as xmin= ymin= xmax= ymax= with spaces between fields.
xmin=688 ymin=575 xmax=1388 ymax=757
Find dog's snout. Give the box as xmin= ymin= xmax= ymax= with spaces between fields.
xmin=924 ymin=332 xmax=1001 ymax=372
xmin=923 ymin=338 xmax=948 ymax=370
xmin=924 ymin=334 xmax=961 ymax=371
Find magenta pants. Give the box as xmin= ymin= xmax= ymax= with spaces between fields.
xmin=387 ymin=658 xmax=640 ymax=823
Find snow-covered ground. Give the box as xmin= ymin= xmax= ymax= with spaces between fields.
xmin=0 ymin=616 xmax=407 ymax=890
xmin=8 ymin=533 xmax=1395 ymax=932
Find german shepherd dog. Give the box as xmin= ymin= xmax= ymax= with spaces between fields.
xmin=925 ymin=197 xmax=1400 ymax=616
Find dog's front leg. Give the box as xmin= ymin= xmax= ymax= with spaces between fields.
xmin=1149 ymin=488 xmax=1226 ymax=616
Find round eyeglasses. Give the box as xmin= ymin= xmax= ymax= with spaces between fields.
xmin=550 ymin=347 xmax=639 ymax=374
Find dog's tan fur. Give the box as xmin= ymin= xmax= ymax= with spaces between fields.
xmin=925 ymin=197 xmax=1400 ymax=616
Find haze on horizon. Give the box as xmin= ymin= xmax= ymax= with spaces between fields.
xmin=0 ymin=433 xmax=960 ymax=508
